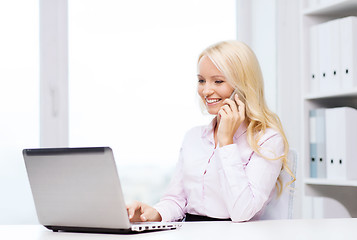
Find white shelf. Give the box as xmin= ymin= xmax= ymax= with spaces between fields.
xmin=304 ymin=178 xmax=357 ymax=187
xmin=304 ymin=178 xmax=357 ymax=217
xmin=304 ymin=88 xmax=357 ymax=100
xmin=303 ymin=0 xmax=357 ymax=16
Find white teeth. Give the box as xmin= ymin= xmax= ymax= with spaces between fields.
xmin=206 ymin=99 xmax=221 ymax=104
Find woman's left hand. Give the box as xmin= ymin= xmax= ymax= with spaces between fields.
xmin=217 ymin=94 xmax=246 ymax=147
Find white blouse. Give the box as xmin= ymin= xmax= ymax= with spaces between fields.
xmin=154 ymin=117 xmax=284 ymax=222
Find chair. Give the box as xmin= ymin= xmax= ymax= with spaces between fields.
xmin=260 ymin=149 xmax=297 ymax=220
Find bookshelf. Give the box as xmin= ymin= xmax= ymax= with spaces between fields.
xmin=305 ymin=87 xmax=357 ymax=99
xmin=301 ymin=0 xmax=357 ymax=218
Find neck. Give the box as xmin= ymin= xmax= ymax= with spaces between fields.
xmin=215 ymin=114 xmax=220 ymax=126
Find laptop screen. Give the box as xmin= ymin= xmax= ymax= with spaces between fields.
xmin=23 ymin=147 xmax=131 ymax=230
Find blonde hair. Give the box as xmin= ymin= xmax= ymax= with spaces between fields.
xmin=198 ymin=40 xmax=295 ymax=195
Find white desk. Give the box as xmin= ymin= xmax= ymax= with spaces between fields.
xmin=1 ymin=218 xmax=357 ymax=240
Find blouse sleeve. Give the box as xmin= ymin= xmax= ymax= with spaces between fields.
xmin=215 ymin=132 xmax=284 ymax=222
xmin=153 ymin=148 xmax=186 ymax=222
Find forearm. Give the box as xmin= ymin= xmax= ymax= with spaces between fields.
xmin=216 ymin=137 xmax=283 ymax=222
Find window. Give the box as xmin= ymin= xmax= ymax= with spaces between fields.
xmin=0 ymin=1 xmax=39 ymax=224
xmin=68 ymin=0 xmax=236 ymax=204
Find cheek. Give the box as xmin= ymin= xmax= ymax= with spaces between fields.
xmin=222 ymin=87 xmax=235 ymax=98
xmin=197 ymin=86 xmax=204 ymax=97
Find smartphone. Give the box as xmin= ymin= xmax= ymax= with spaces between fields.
xmin=229 ymin=89 xmax=245 ymax=113
xmin=229 ymin=89 xmax=244 ymax=103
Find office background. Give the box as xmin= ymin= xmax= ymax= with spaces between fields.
xmin=0 ymin=0 xmax=352 ymax=224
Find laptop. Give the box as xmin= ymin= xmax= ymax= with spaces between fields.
xmin=23 ymin=147 xmax=182 ymax=233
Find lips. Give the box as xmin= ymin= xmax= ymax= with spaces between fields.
xmin=205 ymin=98 xmax=222 ymax=105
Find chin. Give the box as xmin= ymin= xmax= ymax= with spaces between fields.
xmin=207 ymin=109 xmax=219 ymax=115
xmin=205 ymin=104 xmax=221 ymax=115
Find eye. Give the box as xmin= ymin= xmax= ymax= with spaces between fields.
xmin=198 ymin=79 xmax=205 ymax=84
xmin=215 ymin=80 xmax=224 ymax=84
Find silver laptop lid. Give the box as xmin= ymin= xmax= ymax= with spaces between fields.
xmin=23 ymin=147 xmax=131 ymax=230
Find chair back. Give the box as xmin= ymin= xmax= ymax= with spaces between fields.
xmin=260 ymin=149 xmax=297 ymax=220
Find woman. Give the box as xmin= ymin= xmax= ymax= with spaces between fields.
xmin=127 ymin=40 xmax=294 ymax=222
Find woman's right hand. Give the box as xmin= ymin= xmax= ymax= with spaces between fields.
xmin=126 ymin=201 xmax=162 ymax=222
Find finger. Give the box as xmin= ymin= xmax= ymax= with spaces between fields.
xmin=218 ymin=108 xmax=228 ymax=119
xmin=140 ymin=203 xmax=154 ymax=221
xmin=234 ymin=92 xmax=245 ymax=104
xmin=220 ymin=105 xmax=231 ymax=116
xmin=127 ymin=207 xmax=136 ymax=220
xmin=234 ymin=93 xmax=244 ymax=107
xmin=127 ymin=201 xmax=140 ymax=219
xmin=223 ymin=98 xmax=238 ymax=114
xmin=234 ymin=95 xmax=246 ymax=116
xmin=222 ymin=101 xmax=238 ymax=117
xmin=140 ymin=214 xmax=147 ymax=222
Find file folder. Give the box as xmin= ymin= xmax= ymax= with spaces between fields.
xmin=318 ymin=22 xmax=333 ymax=93
xmin=329 ymin=19 xmax=341 ymax=91
xmin=309 ymin=25 xmax=319 ymax=94
xmin=325 ymin=107 xmax=357 ymax=180
xmin=316 ymin=109 xmax=326 ymax=178
xmin=339 ymin=16 xmax=357 ymax=90
xmin=309 ymin=109 xmax=317 ymax=178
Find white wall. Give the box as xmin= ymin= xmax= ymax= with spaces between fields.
xmin=251 ymin=1 xmax=277 ymax=112
xmin=237 ymin=0 xmax=277 ymax=112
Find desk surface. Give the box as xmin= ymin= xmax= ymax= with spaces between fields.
xmin=2 ymin=218 xmax=357 ymax=240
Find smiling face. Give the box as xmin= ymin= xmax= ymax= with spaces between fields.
xmin=197 ymin=55 xmax=234 ymax=115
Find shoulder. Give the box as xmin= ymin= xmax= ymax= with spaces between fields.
xmin=257 ymin=127 xmax=284 ymax=147
xmin=257 ymin=127 xmax=286 ymax=157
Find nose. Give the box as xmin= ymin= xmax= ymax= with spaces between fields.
xmin=202 ymin=84 xmax=214 ymax=97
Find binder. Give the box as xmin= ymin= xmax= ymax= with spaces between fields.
xmin=309 ymin=25 xmax=319 ymax=94
xmin=309 ymin=109 xmax=317 ymax=178
xmin=316 ymin=109 xmax=326 ymax=178
xmin=329 ymin=19 xmax=341 ymax=91
xmin=325 ymin=107 xmax=357 ymax=180
xmin=339 ymin=16 xmax=357 ymax=90
xmin=318 ymin=22 xmax=332 ymax=92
